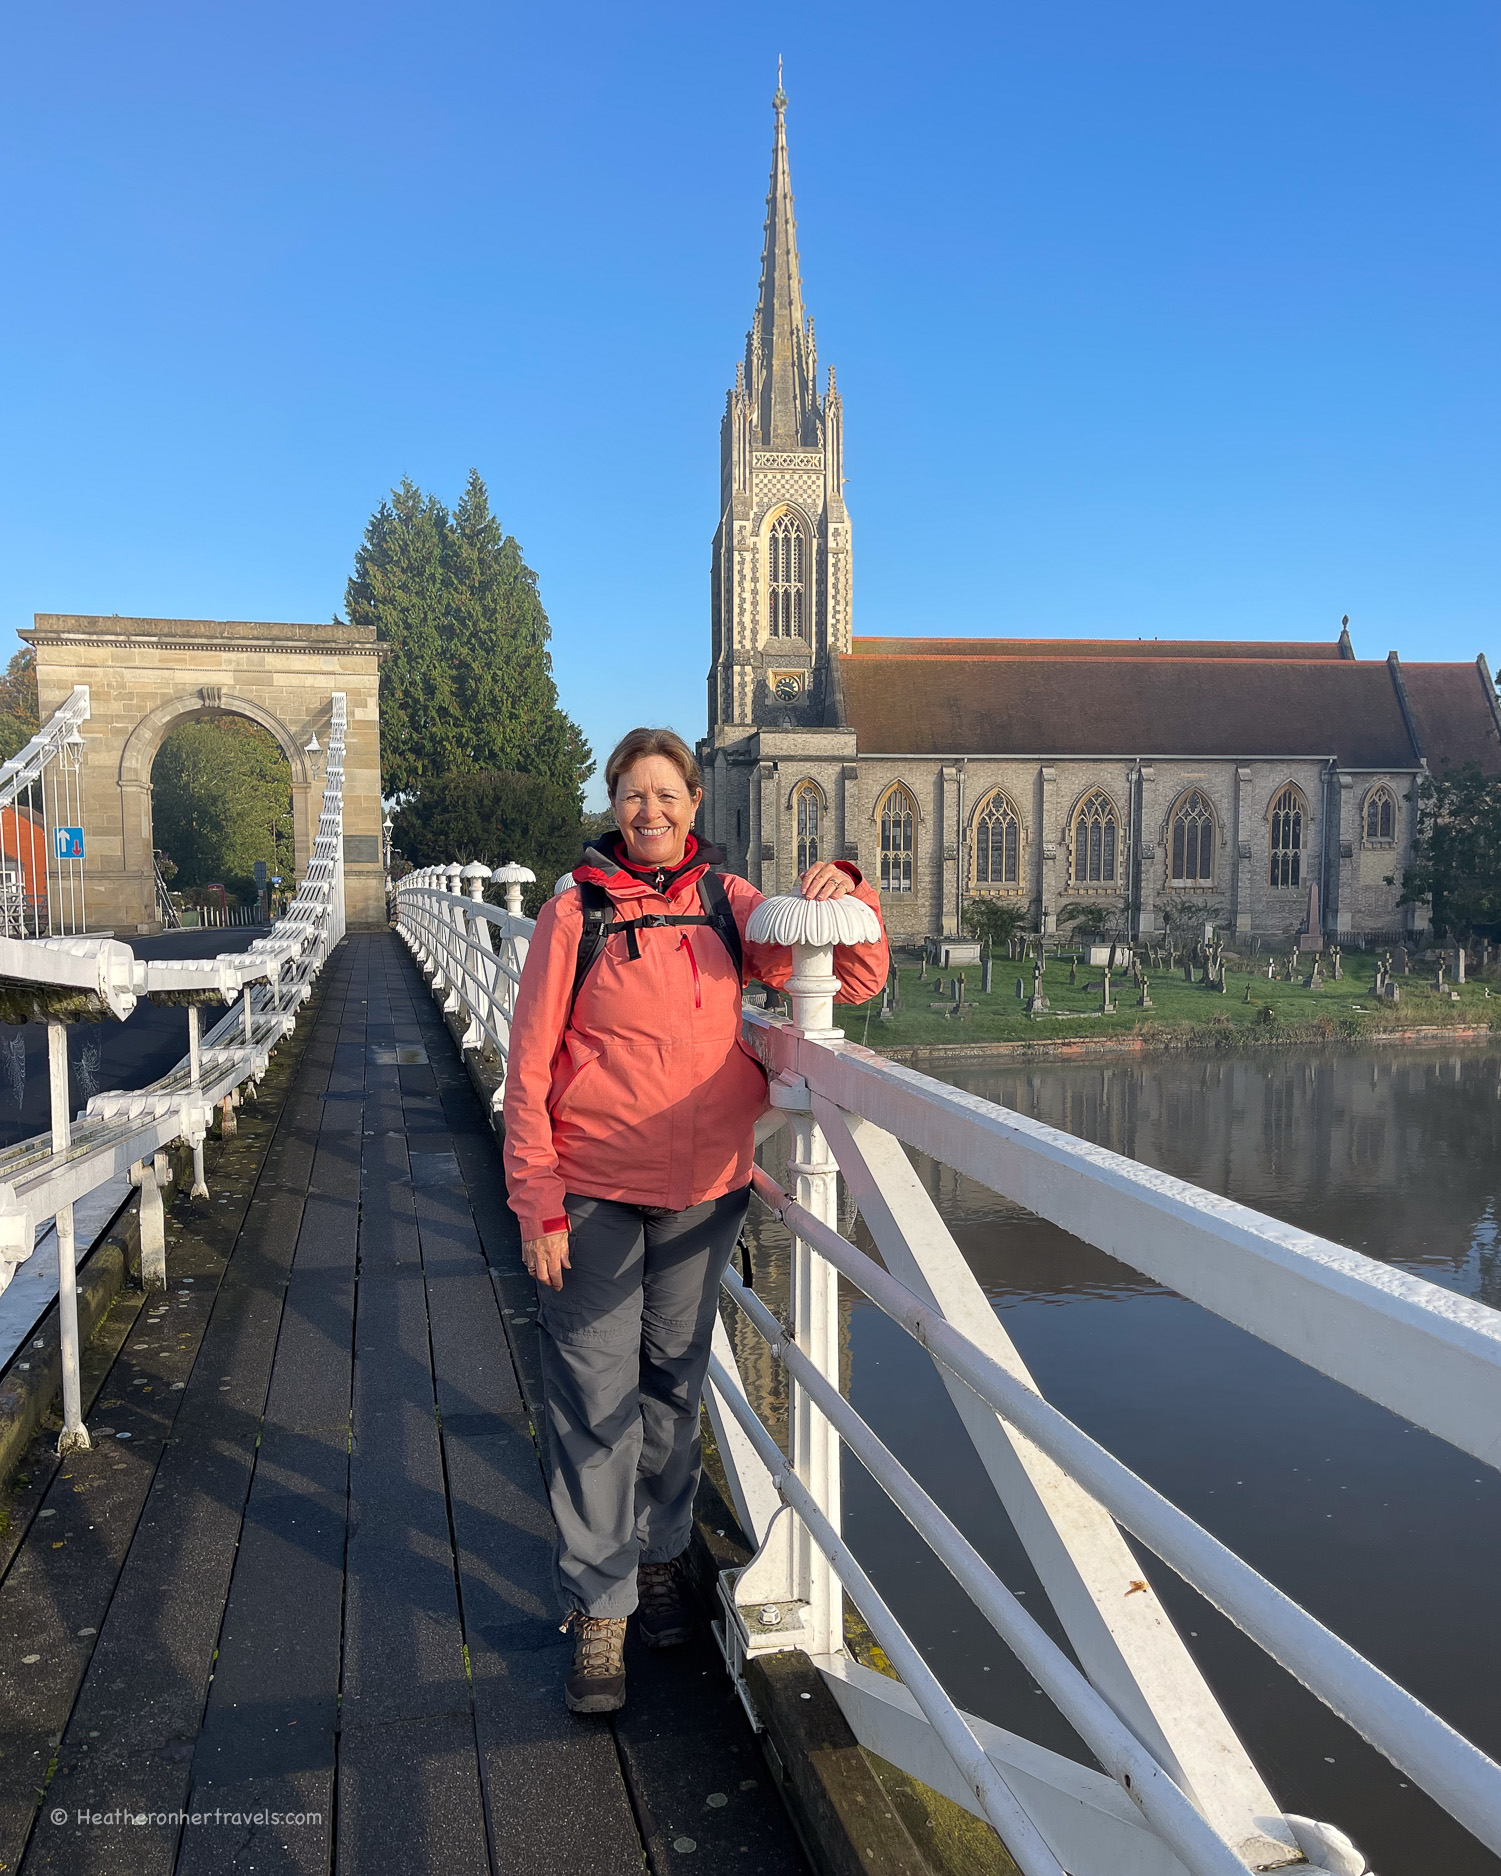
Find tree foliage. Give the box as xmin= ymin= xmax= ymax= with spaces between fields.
xmin=961 ymin=898 xmax=1030 ymax=954
xmin=1159 ymin=897 xmax=1223 ymax=946
xmin=0 ymin=648 xmax=39 ymax=763
xmin=1400 ymin=761 xmax=1501 ymax=939
xmin=392 ymin=769 xmax=582 ymax=913
xmin=152 ymin=717 xmax=295 ymax=901
xmin=346 ymin=472 xmax=593 ymax=803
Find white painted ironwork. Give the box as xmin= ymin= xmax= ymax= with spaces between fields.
xmin=0 ymin=684 xmax=91 ymax=938
xmin=392 ymin=867 xmax=532 ymax=1104
xmin=0 ymin=694 xmax=348 ymax=1451
xmin=392 ymin=869 xmax=1501 ymax=1873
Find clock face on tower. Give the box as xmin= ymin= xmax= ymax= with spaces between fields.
xmin=774 ymin=674 xmax=802 ymax=702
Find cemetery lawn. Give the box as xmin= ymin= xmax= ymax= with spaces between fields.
xmin=829 ymin=953 xmax=1498 ymax=1053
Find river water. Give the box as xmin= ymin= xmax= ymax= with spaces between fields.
xmin=737 ymin=1042 xmax=1501 ymax=1876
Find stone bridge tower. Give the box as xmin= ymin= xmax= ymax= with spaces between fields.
xmin=23 ymin=614 xmax=386 ymax=934
xmin=708 ymin=79 xmax=852 ymax=737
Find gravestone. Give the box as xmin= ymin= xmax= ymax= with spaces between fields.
xmin=1101 ymin=967 xmax=1115 ymax=1015
xmin=981 ymin=955 xmax=993 ymax=995
xmin=1026 ymin=956 xmax=1049 ymax=1015
xmin=1139 ymin=975 xmax=1153 ymax=1010
xmin=1330 ymin=946 xmax=1343 ymax=981
xmin=1455 ymin=945 xmax=1466 ymax=985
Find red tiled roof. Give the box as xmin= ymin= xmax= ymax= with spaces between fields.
xmin=1401 ymin=663 xmax=1501 ymax=775
xmin=837 ymin=654 xmax=1424 ymax=766
xmin=849 ymin=635 xmax=1348 ymax=662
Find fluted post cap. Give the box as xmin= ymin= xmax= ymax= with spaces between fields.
xmin=460 ymin=862 xmax=491 ymax=903
xmin=745 ymin=893 xmax=881 ymax=950
xmin=491 ymin=862 xmax=537 ymax=885
xmin=746 ymin=891 xmax=881 ymax=1041
xmin=443 ymin=863 xmax=463 ymax=891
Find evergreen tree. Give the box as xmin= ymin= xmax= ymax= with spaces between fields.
xmin=392 ymin=768 xmax=581 ymax=912
xmin=347 ymin=472 xmax=593 ymax=803
xmin=345 ymin=479 xmax=456 ymax=798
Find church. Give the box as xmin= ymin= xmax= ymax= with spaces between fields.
xmin=698 ymin=86 xmax=1501 ymax=945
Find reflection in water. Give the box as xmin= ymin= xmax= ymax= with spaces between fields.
xmin=735 ymin=1045 xmax=1501 ymax=1876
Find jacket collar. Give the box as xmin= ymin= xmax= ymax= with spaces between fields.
xmin=574 ymin=832 xmax=725 ymax=900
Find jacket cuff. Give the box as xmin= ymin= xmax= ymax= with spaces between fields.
xmin=511 ymin=1193 xmax=570 ymax=1240
xmin=834 ymin=862 xmax=864 ymax=886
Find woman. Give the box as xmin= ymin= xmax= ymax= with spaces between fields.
xmin=503 ymin=726 xmax=888 ymax=1714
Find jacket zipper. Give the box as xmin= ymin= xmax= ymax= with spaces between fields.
xmin=679 ymin=933 xmax=702 ymax=1009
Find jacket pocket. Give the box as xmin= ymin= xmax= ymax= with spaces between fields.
xmin=549 ymin=1045 xmax=673 ymax=1195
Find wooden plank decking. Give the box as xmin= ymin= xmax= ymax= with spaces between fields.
xmin=0 ymin=933 xmax=806 ymax=1876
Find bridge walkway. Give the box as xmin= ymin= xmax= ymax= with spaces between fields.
xmin=0 ymin=932 xmax=806 ymax=1876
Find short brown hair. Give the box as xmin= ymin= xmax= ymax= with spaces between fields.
xmin=605 ymin=727 xmax=702 ymax=800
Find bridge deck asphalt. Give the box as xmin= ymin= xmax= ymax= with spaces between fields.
xmin=0 ymin=932 xmax=806 ymax=1876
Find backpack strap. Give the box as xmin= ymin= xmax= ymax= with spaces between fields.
xmin=570 ymin=879 xmax=616 ymax=1017
xmin=568 ymin=870 xmax=744 ymax=1022
xmin=696 ymin=869 xmax=745 ymax=985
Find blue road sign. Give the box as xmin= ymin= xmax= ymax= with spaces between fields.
xmin=53 ymin=826 xmax=84 ymax=860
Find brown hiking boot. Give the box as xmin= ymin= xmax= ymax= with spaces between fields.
xmin=637 ymin=1557 xmax=693 ymax=1649
xmin=563 ymin=1613 xmax=628 ymax=1714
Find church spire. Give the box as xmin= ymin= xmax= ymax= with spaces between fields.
xmin=747 ymin=69 xmax=817 ymax=448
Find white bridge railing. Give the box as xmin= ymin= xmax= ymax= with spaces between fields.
xmin=393 ymin=866 xmax=1501 ymax=1876
xmin=0 ymin=683 xmax=93 ymax=938
xmin=0 ymin=694 xmax=348 ymax=1452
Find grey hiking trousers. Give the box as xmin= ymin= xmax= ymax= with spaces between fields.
xmin=535 ymin=1187 xmax=750 ymax=1618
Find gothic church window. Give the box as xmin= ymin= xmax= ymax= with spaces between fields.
xmin=1070 ymin=791 xmax=1119 ymax=886
xmin=766 ymin=514 xmax=805 ymax=638
xmin=794 ymin=783 xmax=821 ymax=872
xmin=973 ymin=790 xmax=1020 ymax=887
xmin=879 ymin=785 xmax=915 ymax=894
xmin=1269 ymin=785 xmax=1305 ymax=888
xmin=1169 ymin=790 xmax=1215 ymax=885
xmin=1364 ymin=786 xmax=1396 ymax=844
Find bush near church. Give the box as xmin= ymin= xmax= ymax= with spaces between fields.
xmin=392 ymin=770 xmax=581 ymax=915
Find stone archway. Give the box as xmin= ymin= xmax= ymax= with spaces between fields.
xmin=23 ymin=615 xmax=385 ymax=933
xmin=119 ymin=691 xmax=314 ymax=906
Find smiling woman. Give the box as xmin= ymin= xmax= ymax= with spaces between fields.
xmin=501 ymin=724 xmax=889 ymax=1717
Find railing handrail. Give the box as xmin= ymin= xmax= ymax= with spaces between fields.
xmin=744 ymin=1007 xmax=1501 ymax=1470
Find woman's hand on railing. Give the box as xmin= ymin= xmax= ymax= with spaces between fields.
xmin=798 ymin=863 xmax=854 ymax=901
xmin=522 ymin=1229 xmax=571 ymax=1290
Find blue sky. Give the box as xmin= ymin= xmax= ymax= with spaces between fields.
xmin=3 ymin=2 xmax=1497 ymax=807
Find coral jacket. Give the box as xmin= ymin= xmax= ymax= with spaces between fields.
xmin=502 ymin=837 xmax=889 ymax=1240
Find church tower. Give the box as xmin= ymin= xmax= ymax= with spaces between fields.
xmin=707 ymin=78 xmax=852 ymax=738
